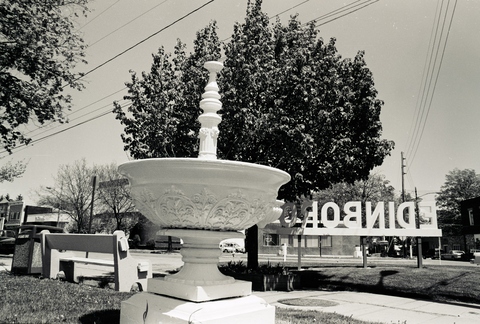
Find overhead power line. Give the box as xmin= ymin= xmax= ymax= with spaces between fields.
xmin=69 ymin=0 xmax=215 ymax=85
xmin=270 ymin=0 xmax=311 ymax=20
xmin=404 ymin=1 xmax=443 ymax=159
xmin=304 ymin=0 xmax=361 ymax=25
xmin=405 ymin=0 xmax=457 ymax=170
xmin=88 ymin=0 xmax=170 ymax=48
xmin=0 ymin=102 xmax=132 ymax=156
xmin=312 ymin=0 xmax=379 ymax=28
xmin=23 ymin=87 xmax=128 ymax=138
xmin=78 ymin=0 xmax=121 ymax=30
xmin=24 ymin=99 xmax=130 ymax=141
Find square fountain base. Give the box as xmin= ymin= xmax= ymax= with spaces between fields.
xmin=147 ymin=277 xmax=252 ymax=302
xmin=120 ymin=293 xmax=275 ymax=324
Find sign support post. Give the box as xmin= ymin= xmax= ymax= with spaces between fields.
xmin=297 ymin=235 xmax=302 ymax=270
xmin=361 ymin=236 xmax=368 ymax=268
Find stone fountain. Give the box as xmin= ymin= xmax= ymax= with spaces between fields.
xmin=119 ymin=61 xmax=290 ymax=323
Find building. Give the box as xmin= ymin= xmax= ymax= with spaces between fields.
xmin=0 ymin=198 xmax=25 ymax=230
xmin=258 ymin=227 xmax=359 ymax=256
xmin=460 ymin=197 xmax=480 ymax=252
xmin=23 ymin=205 xmax=70 ymax=229
xmin=0 ymin=199 xmax=69 ymax=230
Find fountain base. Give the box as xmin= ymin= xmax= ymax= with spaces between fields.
xmin=148 ymin=277 xmax=251 ymax=302
xmin=120 ymin=229 xmax=274 ymax=323
xmin=120 ymin=293 xmax=274 ymax=324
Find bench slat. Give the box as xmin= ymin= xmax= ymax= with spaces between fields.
xmin=46 ymin=234 xmax=116 ymax=254
xmin=60 ymin=257 xmax=114 ymax=267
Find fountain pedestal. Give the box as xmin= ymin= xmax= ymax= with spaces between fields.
xmin=148 ymin=229 xmax=251 ymax=302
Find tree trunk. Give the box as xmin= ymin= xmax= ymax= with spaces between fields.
xmin=246 ymin=225 xmax=258 ymax=270
xmin=167 ymin=236 xmax=173 ymax=252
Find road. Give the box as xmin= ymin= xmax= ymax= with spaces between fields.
xmin=129 ymin=251 xmax=479 ymax=273
xmin=1 ymin=251 xmax=477 ymax=274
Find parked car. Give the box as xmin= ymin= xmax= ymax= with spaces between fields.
xmin=219 ymin=242 xmax=237 ymax=253
xmin=0 ymin=229 xmax=16 ymax=255
xmin=441 ymin=250 xmax=465 ymax=260
xmin=235 ymin=245 xmax=246 ymax=253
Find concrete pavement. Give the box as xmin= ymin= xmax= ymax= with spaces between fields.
xmin=256 ymin=290 xmax=480 ymax=324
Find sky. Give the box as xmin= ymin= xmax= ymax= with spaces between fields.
xmin=1 ymin=0 xmax=479 ymax=205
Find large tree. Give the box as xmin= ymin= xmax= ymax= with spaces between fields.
xmin=437 ymin=168 xmax=480 ymax=236
xmin=0 ymin=0 xmax=89 ymax=153
xmin=115 ymin=2 xmax=393 ymax=198
xmin=114 ymin=0 xmax=394 ymax=266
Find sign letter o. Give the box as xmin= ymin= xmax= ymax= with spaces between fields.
xmin=321 ymin=202 xmax=340 ymax=228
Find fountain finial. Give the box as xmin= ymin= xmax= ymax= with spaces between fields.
xmin=198 ymin=61 xmax=223 ymax=160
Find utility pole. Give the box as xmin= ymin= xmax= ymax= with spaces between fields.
xmin=86 ymin=176 xmax=97 ymax=259
xmin=401 ymin=152 xmax=407 ymax=258
xmin=401 ymin=152 xmax=406 ymax=203
xmin=415 ymin=187 xmax=423 ymax=268
xmin=56 ymin=182 xmax=63 ymax=227
xmin=88 ymin=175 xmax=97 ymax=234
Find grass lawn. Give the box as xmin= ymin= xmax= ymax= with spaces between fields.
xmin=0 ymin=272 xmax=133 ymax=323
xmin=294 ymin=262 xmax=480 ymax=305
xmin=0 ymin=271 xmax=374 ymax=324
xmin=0 ymin=261 xmax=478 ymax=323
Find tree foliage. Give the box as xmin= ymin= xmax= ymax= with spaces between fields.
xmin=114 ymin=0 xmax=394 ymax=203
xmin=0 ymin=0 xmax=89 ymax=153
xmin=0 ymin=160 xmax=27 ymax=182
xmin=437 ymin=168 xmax=480 ymax=236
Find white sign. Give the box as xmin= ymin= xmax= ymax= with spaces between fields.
xmin=98 ymin=178 xmax=129 ymax=189
xmin=276 ymin=201 xmax=442 ymax=237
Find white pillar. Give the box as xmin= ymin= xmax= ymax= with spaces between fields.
xmin=198 ymin=61 xmax=223 ymax=160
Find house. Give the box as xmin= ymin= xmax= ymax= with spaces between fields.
xmin=460 ymin=197 xmax=480 ymax=252
xmin=0 ymin=199 xmax=25 ymax=230
xmin=0 ymin=200 xmax=69 ymax=231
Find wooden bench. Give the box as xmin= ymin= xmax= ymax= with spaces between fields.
xmin=40 ymin=230 xmax=152 ymax=292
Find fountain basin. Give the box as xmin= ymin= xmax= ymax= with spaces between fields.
xmin=119 ymin=158 xmax=290 ymax=231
